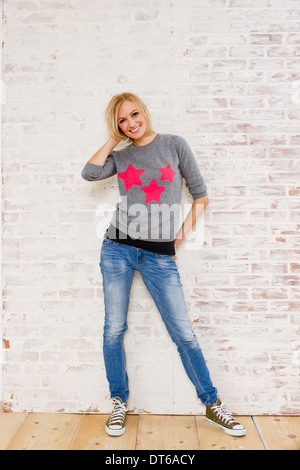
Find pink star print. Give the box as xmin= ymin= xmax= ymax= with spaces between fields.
xmin=141 ymin=178 xmax=166 ymax=204
xmin=118 ymin=164 xmax=145 ymax=192
xmin=159 ymin=164 xmax=176 ymax=183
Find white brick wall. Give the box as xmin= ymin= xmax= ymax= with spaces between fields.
xmin=2 ymin=0 xmax=300 ymax=415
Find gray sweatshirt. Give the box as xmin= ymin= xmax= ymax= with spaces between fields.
xmin=81 ymin=133 xmax=207 ymax=242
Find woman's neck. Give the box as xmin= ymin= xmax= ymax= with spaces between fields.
xmin=132 ymin=131 xmax=157 ymax=147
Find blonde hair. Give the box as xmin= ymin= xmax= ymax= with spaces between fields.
xmin=105 ymin=92 xmax=154 ymax=143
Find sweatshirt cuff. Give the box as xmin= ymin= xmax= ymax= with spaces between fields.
xmin=81 ymin=162 xmax=104 ymax=181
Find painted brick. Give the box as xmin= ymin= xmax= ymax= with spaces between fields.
xmin=2 ymin=0 xmax=300 ymax=416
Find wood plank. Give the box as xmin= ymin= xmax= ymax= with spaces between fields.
xmin=196 ymin=416 xmax=264 ymax=450
xmin=136 ymin=415 xmax=199 ymax=450
xmin=253 ymin=416 xmax=300 ymax=450
xmin=6 ymin=412 xmax=83 ymax=450
xmin=72 ymin=414 xmax=139 ymax=450
xmin=0 ymin=411 xmax=29 ymax=450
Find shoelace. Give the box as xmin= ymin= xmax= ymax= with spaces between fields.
xmin=107 ymin=398 xmax=127 ymax=426
xmin=211 ymin=402 xmax=237 ymax=426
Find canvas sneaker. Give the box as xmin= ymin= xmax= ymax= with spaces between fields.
xmin=105 ymin=397 xmax=128 ymax=436
xmin=206 ymin=398 xmax=247 ymax=437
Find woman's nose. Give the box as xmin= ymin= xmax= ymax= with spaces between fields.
xmin=128 ymin=117 xmax=136 ymax=128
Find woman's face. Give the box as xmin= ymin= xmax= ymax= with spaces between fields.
xmin=117 ymin=100 xmax=148 ymax=140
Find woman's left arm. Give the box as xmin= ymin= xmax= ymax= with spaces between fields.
xmin=174 ymin=195 xmax=209 ymax=255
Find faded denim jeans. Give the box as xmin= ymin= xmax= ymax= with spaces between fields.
xmin=99 ymin=238 xmax=218 ymax=405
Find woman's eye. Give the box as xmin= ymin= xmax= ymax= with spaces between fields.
xmin=119 ymin=112 xmax=138 ymax=124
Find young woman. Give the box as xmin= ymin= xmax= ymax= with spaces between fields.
xmin=81 ymin=92 xmax=246 ymax=438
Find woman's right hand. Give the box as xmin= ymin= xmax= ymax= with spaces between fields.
xmin=87 ymin=137 xmax=121 ymax=166
xmin=109 ymin=136 xmax=121 ymax=146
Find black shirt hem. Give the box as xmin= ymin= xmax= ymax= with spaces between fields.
xmin=105 ymin=227 xmax=176 ymax=256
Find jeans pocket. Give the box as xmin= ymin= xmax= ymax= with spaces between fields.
xmin=102 ymin=238 xmax=119 ymax=247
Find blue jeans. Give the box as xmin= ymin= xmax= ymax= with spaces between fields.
xmin=99 ymin=238 xmax=218 ymax=405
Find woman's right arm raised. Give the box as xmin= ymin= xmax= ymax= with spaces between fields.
xmin=81 ymin=137 xmax=121 ymax=181
xmin=88 ymin=136 xmax=120 ymax=166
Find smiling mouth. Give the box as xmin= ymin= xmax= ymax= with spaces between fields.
xmin=129 ymin=125 xmax=141 ymax=134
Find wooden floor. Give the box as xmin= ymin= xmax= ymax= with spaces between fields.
xmin=0 ymin=404 xmax=299 ymax=450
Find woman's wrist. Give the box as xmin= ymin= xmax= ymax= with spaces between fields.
xmin=108 ymin=136 xmax=121 ymax=148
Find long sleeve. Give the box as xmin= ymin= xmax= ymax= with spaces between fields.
xmin=81 ymin=152 xmax=117 ymax=181
xmin=175 ymin=136 xmax=207 ymax=199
